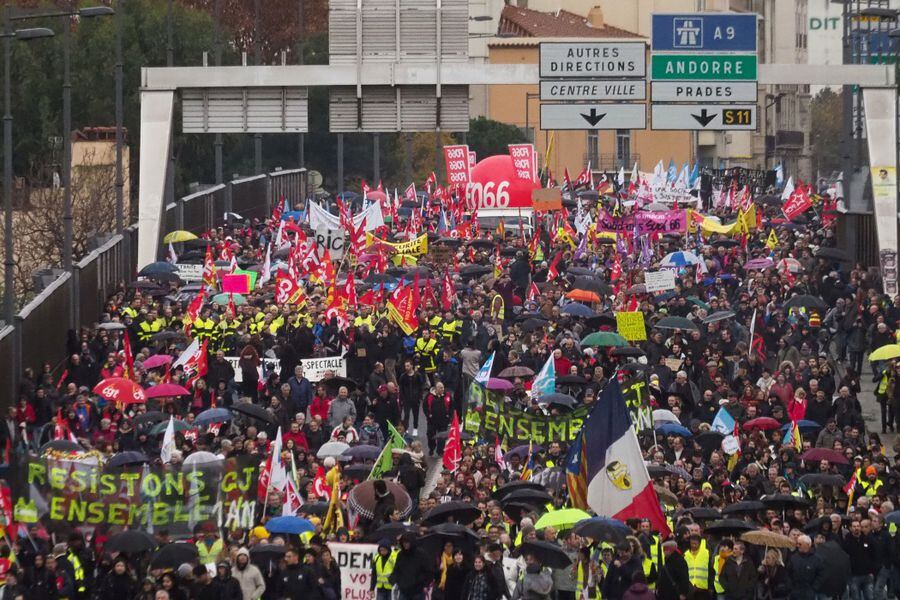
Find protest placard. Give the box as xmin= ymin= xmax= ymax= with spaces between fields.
xmin=616 ymin=311 xmax=647 ymax=341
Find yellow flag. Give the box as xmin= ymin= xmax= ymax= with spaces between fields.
xmin=766 ymin=230 xmax=778 ymax=251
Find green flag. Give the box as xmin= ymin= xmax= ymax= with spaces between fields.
xmin=387 ymin=421 xmax=407 ymax=448
xmin=368 ymin=440 xmax=396 ymax=480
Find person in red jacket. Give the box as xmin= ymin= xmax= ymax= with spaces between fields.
xmin=309 ymin=384 xmax=332 ymax=423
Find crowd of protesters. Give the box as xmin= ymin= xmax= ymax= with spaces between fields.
xmin=3 ymin=166 xmax=900 ymax=600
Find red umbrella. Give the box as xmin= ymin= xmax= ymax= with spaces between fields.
xmin=145 ymin=383 xmax=191 ymax=398
xmin=141 ymin=354 xmax=173 ymax=370
xmin=800 ymin=448 xmax=849 ymax=465
xmin=742 ymin=417 xmax=781 ymax=432
xmin=93 ymin=378 xmax=147 ymax=405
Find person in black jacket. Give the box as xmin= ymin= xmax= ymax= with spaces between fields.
xmin=212 ymin=563 xmax=242 ymax=600
xmin=460 ymin=555 xmax=502 ymax=600
xmin=190 ymin=566 xmax=220 ymax=600
xmin=397 ymin=453 xmax=426 ymax=502
xmin=47 ymin=554 xmax=73 ymax=600
xmin=719 ymin=540 xmax=756 ymax=600
xmin=602 ymin=542 xmax=642 ymax=600
xmin=0 ymin=567 xmax=25 ymax=600
xmin=96 ymin=559 xmax=136 ymax=600
xmin=398 ymin=360 xmax=427 ymax=435
xmin=656 ymin=541 xmax=691 ymax=600
xmin=424 ymin=382 xmax=452 ymax=456
xmin=757 ymin=548 xmax=790 ymax=600
xmin=842 ymin=520 xmax=876 ymax=599
xmin=279 ymin=549 xmax=317 ymax=600
xmin=389 ymin=533 xmax=433 ymax=599
xmin=787 ymin=536 xmax=823 ymax=600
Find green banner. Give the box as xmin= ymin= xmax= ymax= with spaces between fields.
xmin=464 ymin=377 xmax=652 ymax=445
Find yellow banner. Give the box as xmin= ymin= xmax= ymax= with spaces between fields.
xmin=616 ymin=311 xmax=647 ymax=341
xmin=365 ymin=233 xmax=429 ymax=256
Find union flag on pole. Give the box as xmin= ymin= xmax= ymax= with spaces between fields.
xmin=387 ymin=284 xmax=420 ymax=335
xmin=442 ymin=412 xmax=462 ymax=472
xmin=202 ymin=245 xmax=217 ymax=289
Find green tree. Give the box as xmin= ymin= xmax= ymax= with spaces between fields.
xmin=465 ymin=116 xmax=528 ymax=160
xmin=809 ymin=88 xmax=843 ymax=176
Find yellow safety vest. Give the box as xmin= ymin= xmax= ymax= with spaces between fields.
xmin=374 ymin=551 xmax=396 ymax=590
xmin=121 ymin=306 xmax=138 ymax=318
xmin=576 ymin=562 xmax=598 ymax=600
xmin=685 ymin=548 xmax=710 ymax=590
xmin=137 ymin=319 xmax=162 ymax=342
xmin=642 ymin=557 xmax=655 ymax=590
xmin=440 ymin=320 xmax=461 ymax=342
xmin=67 ymin=551 xmax=85 ymax=593
xmin=415 ymin=338 xmax=439 ymax=372
xmin=354 ymin=315 xmax=375 ymax=330
xmin=860 ymin=479 xmax=884 ymax=497
xmin=196 ymin=539 xmax=224 ymax=564
xmin=713 ymin=556 xmax=725 ymax=594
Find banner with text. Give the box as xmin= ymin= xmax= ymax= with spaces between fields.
xmin=443 ymin=145 xmax=472 ymax=187
xmin=328 ymin=542 xmax=378 ymax=600
xmin=509 ymin=144 xmax=537 ymax=182
xmin=19 ymin=454 xmax=260 ymax=536
xmin=595 ymin=210 xmax=687 ymax=236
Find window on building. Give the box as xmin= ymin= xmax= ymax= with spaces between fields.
xmin=586 ymin=132 xmax=599 ymax=169
xmin=615 ymin=129 xmax=631 ymax=168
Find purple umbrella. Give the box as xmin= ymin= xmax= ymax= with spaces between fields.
xmin=744 ymin=258 xmax=774 ymax=270
xmin=486 ymin=378 xmax=514 ymax=391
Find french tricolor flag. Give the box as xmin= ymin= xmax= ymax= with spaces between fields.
xmin=584 ymin=379 xmax=671 ymax=537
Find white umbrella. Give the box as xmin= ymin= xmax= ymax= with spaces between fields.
xmin=98 ymin=322 xmax=126 ymax=331
xmin=317 ymin=441 xmax=350 ymax=459
xmin=182 ymin=451 xmax=223 ymax=469
xmin=652 ymin=409 xmax=680 ymax=425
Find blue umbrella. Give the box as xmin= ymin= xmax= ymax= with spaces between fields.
xmin=281 ymin=211 xmax=305 ymax=222
xmin=780 ymin=420 xmax=822 ymax=434
xmin=139 ymin=261 xmax=178 ymax=276
xmin=655 ymin=423 xmax=692 ymax=438
xmin=573 ymin=517 xmax=630 ymax=543
xmin=561 ymin=303 xmax=596 ymax=318
xmin=264 ymin=516 xmax=315 ymax=535
xmin=195 ymin=408 xmax=233 ymax=426
xmin=660 ymin=251 xmax=700 ymax=267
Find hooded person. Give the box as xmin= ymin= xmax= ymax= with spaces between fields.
xmin=512 ymin=552 xmax=553 ymax=599
xmin=95 ymin=558 xmax=136 ymax=600
xmin=232 ymin=548 xmax=266 ymax=600
xmin=389 ymin=532 xmax=433 ymax=599
xmin=371 ymin=539 xmax=397 ymax=600
xmin=370 ymin=479 xmax=396 ymax=531
xmin=213 ymin=561 xmax=243 ymax=600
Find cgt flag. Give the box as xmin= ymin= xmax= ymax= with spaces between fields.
xmin=584 ymin=379 xmax=670 ymax=537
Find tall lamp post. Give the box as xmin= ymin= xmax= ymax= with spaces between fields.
xmin=8 ymin=6 xmax=114 ymax=275
xmin=2 ymin=22 xmax=55 ymax=328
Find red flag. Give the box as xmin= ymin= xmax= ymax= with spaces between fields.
xmin=783 ymin=186 xmax=812 ymax=220
xmin=312 ymin=466 xmax=332 ymax=499
xmin=202 ymin=245 xmax=217 ymax=289
xmin=404 ymin=183 xmax=417 ymax=203
xmin=387 ymin=283 xmax=420 ymax=335
xmin=441 ymin=272 xmax=454 ymax=311
xmin=53 ymin=409 xmax=69 ymax=441
xmin=547 ymin=252 xmax=562 ymax=282
xmin=423 ymin=276 xmax=438 ymax=309
xmin=610 ymin=255 xmax=623 ymax=282
xmin=182 ymin=339 xmax=209 ymax=388
xmin=526 ymin=282 xmax=540 ymax=302
xmin=122 ymin=333 xmax=135 ymax=381
xmin=442 ymin=412 xmax=462 ymax=472
xmin=271 ymin=195 xmax=285 ymax=224
xmin=276 ymin=270 xmax=304 ymax=305
xmin=563 ymin=168 xmax=572 ymax=192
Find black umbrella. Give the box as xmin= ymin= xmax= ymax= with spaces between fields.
xmin=721 ymin=501 xmax=766 ymax=516
xmin=681 ymin=507 xmax=721 ymax=521
xmin=299 ymin=501 xmax=329 ymax=517
xmin=501 ymin=488 xmax=554 ymax=505
xmin=129 ymin=280 xmax=164 ymax=290
xmin=342 ymin=445 xmax=382 ymax=461
xmin=655 ymin=316 xmax=700 ymax=332
xmin=106 ymin=531 xmax=158 ymax=554
xmin=150 ymin=543 xmax=199 ymax=569
xmin=540 ymin=393 xmax=577 ymax=408
xmin=566 ymin=267 xmax=595 ymax=277
xmin=761 ymin=494 xmax=810 ymax=509
xmin=571 ymin=277 xmax=611 ymax=295
xmin=150 ymin=331 xmax=188 ymax=343
xmin=322 ymin=376 xmax=358 ymax=392
xmin=249 ymin=544 xmax=287 ymax=559
xmin=647 ymin=465 xmax=691 ymax=479
xmin=555 ymin=374 xmax=588 ymax=386
xmin=364 ymin=522 xmax=417 ymax=542
xmin=435 ymin=429 xmax=474 ymax=441
xmin=572 ymin=517 xmax=630 ymax=543
xmin=40 ymin=439 xmax=83 ymax=453
xmin=711 ymin=239 xmax=740 ymax=247
xmin=229 ymin=403 xmax=278 ymax=425
xmin=783 ymin=295 xmax=827 ymax=311
xmin=702 ymin=311 xmax=735 ymax=324
xmin=704 ymin=519 xmax=756 ymax=536
xmin=107 ymin=451 xmax=149 ymax=468
xmin=467 ymin=239 xmax=495 ymax=250
xmin=459 ymin=264 xmax=492 ymax=277
xmin=428 ymin=522 xmax=482 ymax=541
xmin=814 ymin=247 xmax=850 ymax=262
xmin=133 ymin=411 xmax=167 ymax=428
xmin=514 ymin=541 xmax=573 ymax=569
xmin=521 ymin=318 xmax=549 ymax=332
xmin=798 ymin=473 xmax=845 ymax=488
xmin=694 ymin=432 xmax=724 ymax=454
xmin=503 ymin=501 xmax=546 ymax=522
xmin=139 ymin=261 xmax=178 ymax=276
xmin=611 ymin=347 xmax=644 ymax=357
xmin=492 ymin=480 xmax=546 ymax=500
xmin=421 ymin=501 xmax=482 ymax=526
xmin=342 ymin=464 xmax=374 ymax=481
xmin=364 ymin=273 xmax=398 ymax=285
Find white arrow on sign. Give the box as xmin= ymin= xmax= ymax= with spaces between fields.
xmin=650 ymin=104 xmax=757 ymax=130
xmin=651 ymin=81 xmax=758 ymax=103
xmin=540 ymin=103 xmax=646 ymax=130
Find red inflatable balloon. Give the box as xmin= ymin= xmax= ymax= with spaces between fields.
xmin=467 ymin=155 xmax=538 ymax=210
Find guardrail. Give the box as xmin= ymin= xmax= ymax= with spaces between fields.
xmin=0 ymin=167 xmax=306 ymax=410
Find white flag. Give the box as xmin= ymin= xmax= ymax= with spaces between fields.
xmin=167 ymin=243 xmax=178 ymax=264
xmin=161 ymin=416 xmax=176 ymax=464
xmin=475 ymin=352 xmax=495 ymax=385
xmin=616 ymin=166 xmax=625 ymax=187
xmin=780 ymin=177 xmax=795 ymax=201
xmin=257 ymin=244 xmax=271 ymax=289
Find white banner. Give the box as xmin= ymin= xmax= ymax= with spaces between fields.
xmin=644 ymin=270 xmax=677 ymax=293
xmin=308 ymin=201 xmax=384 ymax=232
xmin=328 ymin=542 xmax=378 ymax=600
xmin=175 ymin=263 xmax=204 ymax=282
xmin=301 ymin=356 xmax=347 ymax=382
xmin=315 ymin=228 xmax=346 ymax=260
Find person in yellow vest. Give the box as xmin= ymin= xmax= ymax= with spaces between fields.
xmin=217 ymin=310 xmax=242 ymax=352
xmin=574 ymin=546 xmax=599 ymax=600
xmin=415 ymin=329 xmax=440 ymax=381
xmin=355 ymin=306 xmax=376 ymax=332
xmin=370 ymin=539 xmax=397 ymax=600
xmin=438 ymin=310 xmax=462 ymax=344
xmin=195 ymin=529 xmax=225 ymax=565
xmin=684 ymin=534 xmax=713 ymax=598
xmin=192 ymin=308 xmax=216 ymax=342
xmin=857 ymin=465 xmax=884 ymax=497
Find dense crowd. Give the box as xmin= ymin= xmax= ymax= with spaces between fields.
xmin=3 ymin=168 xmax=898 ymax=600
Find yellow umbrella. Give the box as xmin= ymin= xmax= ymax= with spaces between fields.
xmin=163 ymin=230 xmax=198 ymax=243
xmin=534 ymin=508 xmax=591 ymax=532
xmin=869 ymin=344 xmax=900 ymax=362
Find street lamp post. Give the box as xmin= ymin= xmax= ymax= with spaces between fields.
xmin=9 ymin=6 xmax=113 ymax=274
xmin=2 ymin=18 xmax=55 ymax=327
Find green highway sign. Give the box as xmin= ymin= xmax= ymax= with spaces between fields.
xmin=651 ymin=54 xmax=757 ymax=81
